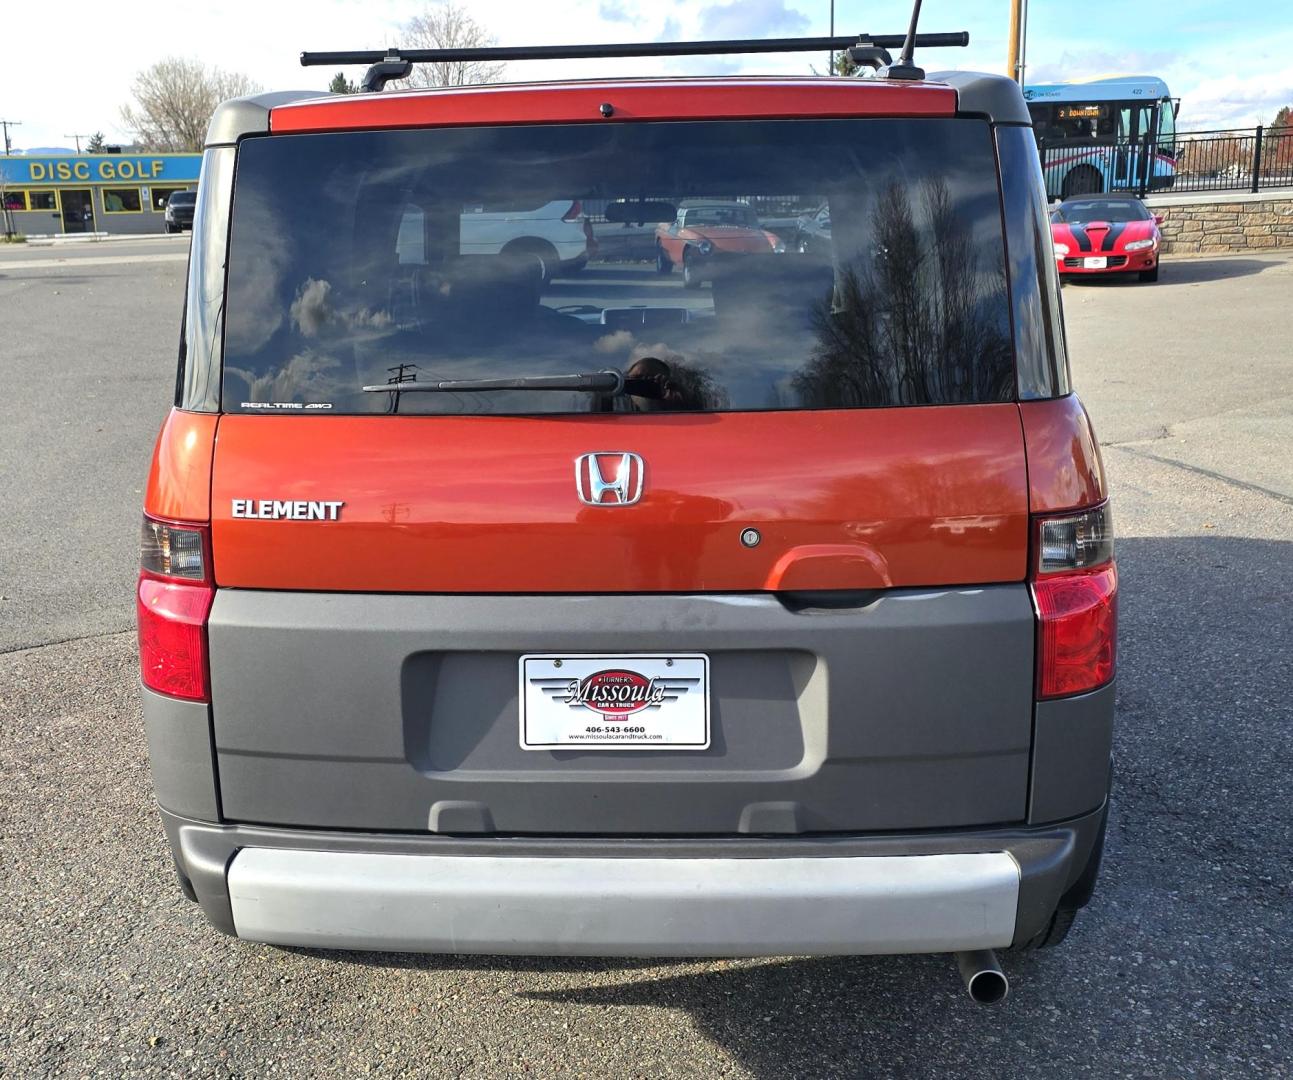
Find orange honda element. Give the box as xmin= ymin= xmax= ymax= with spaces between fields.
xmin=139 ymin=31 xmax=1115 ymax=1002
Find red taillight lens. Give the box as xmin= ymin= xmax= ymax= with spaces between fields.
xmin=1030 ymin=501 xmax=1117 ymax=699
xmin=1033 ymin=565 xmax=1117 ymax=698
xmin=562 ymin=200 xmax=583 ymax=221
xmin=137 ymin=516 xmax=213 ymax=701
xmin=138 ymin=577 xmax=215 ymax=700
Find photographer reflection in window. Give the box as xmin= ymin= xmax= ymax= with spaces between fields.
xmin=622 ymin=350 xmax=724 ymax=412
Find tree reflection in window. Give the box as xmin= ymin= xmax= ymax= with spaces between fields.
xmin=795 ymin=180 xmax=1013 ymax=408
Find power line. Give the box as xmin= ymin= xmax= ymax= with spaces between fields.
xmin=0 ymin=119 xmax=22 ymax=155
xmin=63 ymin=133 xmax=93 ymax=154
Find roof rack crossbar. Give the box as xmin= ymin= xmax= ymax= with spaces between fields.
xmin=301 ymin=32 xmax=969 ymax=70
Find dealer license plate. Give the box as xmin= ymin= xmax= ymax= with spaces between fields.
xmin=1083 ymin=256 xmax=1108 ymax=269
xmin=519 ymin=654 xmax=710 ymax=750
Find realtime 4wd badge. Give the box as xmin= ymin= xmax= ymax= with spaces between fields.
xmin=519 ymin=655 xmax=709 ymax=750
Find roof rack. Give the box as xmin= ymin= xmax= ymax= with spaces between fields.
xmin=301 ymin=29 xmax=970 ymax=93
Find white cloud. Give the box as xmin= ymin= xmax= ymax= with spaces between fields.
xmin=290 ymin=277 xmax=392 ymax=337
xmin=3 ymin=0 xmax=835 ymax=148
xmin=1026 ymin=49 xmax=1180 ymax=86
xmin=1179 ymin=70 xmax=1293 ymax=130
xmin=697 ymin=0 xmax=810 ymax=39
xmin=14 ymin=0 xmax=1283 ymax=150
xmin=598 ymin=0 xmax=637 ymax=23
xmin=1023 ymin=37 xmax=1293 ymax=131
xmin=3 ymin=0 xmax=415 ymax=150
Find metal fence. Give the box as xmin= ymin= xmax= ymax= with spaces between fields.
xmin=1171 ymin=127 xmax=1293 ymax=193
xmin=1039 ymin=126 xmax=1293 ymax=201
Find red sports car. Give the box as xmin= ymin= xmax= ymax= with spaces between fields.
xmin=1050 ymin=196 xmax=1163 ymax=283
xmin=655 ymin=202 xmax=785 ymax=288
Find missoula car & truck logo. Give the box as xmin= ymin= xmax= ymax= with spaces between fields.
xmin=559 ymin=669 xmax=672 ymax=719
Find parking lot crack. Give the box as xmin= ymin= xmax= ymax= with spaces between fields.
xmin=0 ymin=626 xmax=134 ymax=658
xmin=1104 ymin=445 xmax=1293 ymax=507
xmin=1101 ymin=394 xmax=1293 ymax=452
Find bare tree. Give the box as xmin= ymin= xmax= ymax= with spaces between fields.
xmin=1 ymin=173 xmax=17 ymax=239
xmin=394 ymin=3 xmax=506 ymax=88
xmin=120 ymin=58 xmax=261 ymax=152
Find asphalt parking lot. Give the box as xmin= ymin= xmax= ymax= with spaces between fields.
xmin=1 ymin=237 xmax=1291 ymax=1078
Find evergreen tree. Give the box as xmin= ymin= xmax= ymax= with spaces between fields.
xmin=329 ymin=71 xmax=358 ymax=94
xmin=832 ymin=52 xmax=860 ymax=77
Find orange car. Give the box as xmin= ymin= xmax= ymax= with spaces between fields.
xmin=654 ymin=201 xmax=786 ymax=287
xmin=139 ymin=28 xmax=1114 ymax=1004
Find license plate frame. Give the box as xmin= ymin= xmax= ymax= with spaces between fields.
xmin=1082 ymin=256 xmax=1108 ymax=269
xmin=519 ymin=654 xmax=710 ymax=751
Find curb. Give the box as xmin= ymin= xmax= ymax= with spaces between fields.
xmin=22 ymin=232 xmax=186 ymax=247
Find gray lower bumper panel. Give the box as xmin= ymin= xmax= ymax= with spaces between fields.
xmin=227 ymin=849 xmax=1020 ymax=956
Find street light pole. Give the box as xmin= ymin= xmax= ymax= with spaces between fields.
xmin=1019 ymin=0 xmax=1028 ymax=87
xmin=829 ymin=0 xmax=835 ymax=74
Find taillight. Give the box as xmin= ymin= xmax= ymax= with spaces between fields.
xmin=141 ymin=517 xmax=206 ymax=579
xmin=1030 ymin=502 xmax=1117 ymax=699
xmin=137 ymin=516 xmax=214 ymax=701
xmin=562 ymin=200 xmax=583 ymax=221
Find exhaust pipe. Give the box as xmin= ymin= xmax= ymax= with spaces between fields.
xmin=955 ymin=950 xmax=1009 ymax=1004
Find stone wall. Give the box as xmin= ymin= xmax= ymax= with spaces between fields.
xmin=1146 ymin=192 xmax=1293 ymax=254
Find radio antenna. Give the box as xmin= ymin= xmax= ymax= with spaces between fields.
xmin=880 ymin=0 xmax=927 ymax=80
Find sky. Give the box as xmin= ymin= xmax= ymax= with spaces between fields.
xmin=2 ymin=0 xmax=1291 ymax=152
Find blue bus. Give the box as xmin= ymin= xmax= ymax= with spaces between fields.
xmin=1023 ymin=76 xmax=1178 ymax=199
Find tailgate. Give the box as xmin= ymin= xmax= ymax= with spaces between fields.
xmin=210 ymin=406 xmax=1027 ymax=593
xmin=208 ymin=405 xmax=1035 ymax=834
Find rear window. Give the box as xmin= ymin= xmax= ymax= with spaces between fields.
xmin=222 ymin=119 xmax=1013 ymax=415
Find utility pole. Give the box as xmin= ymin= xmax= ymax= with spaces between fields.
xmin=1006 ymin=0 xmax=1026 ymax=84
xmin=64 ymin=133 xmax=92 ymax=153
xmin=0 ymin=119 xmax=21 ymax=155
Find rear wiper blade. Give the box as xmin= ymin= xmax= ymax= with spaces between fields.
xmin=362 ymin=369 xmax=626 ymax=394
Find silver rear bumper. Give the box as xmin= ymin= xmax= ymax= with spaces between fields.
xmin=227 ymin=848 xmax=1020 ymax=956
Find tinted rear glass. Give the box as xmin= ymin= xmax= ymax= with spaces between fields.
xmin=222 ymin=119 xmax=1013 ymax=415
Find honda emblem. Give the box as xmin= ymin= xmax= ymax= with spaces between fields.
xmin=575 ymin=452 xmax=645 ymax=506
